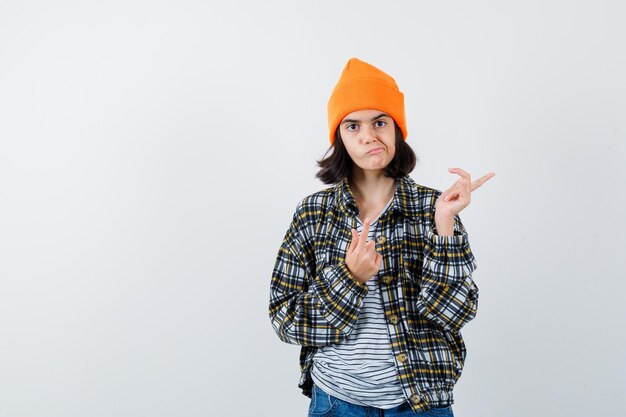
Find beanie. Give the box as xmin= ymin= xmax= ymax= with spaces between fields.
xmin=327 ymin=57 xmax=407 ymax=144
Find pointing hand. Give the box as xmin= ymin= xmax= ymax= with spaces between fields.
xmin=344 ymin=217 xmax=382 ymax=284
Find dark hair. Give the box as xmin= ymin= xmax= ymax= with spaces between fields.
xmin=315 ymin=124 xmax=418 ymax=185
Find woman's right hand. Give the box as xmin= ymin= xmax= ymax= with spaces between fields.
xmin=345 ymin=218 xmax=383 ymax=284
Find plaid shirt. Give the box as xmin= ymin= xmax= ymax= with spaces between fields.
xmin=268 ymin=174 xmax=479 ymax=413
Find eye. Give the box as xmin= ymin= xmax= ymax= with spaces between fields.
xmin=375 ymin=120 xmax=387 ymax=128
xmin=346 ymin=123 xmax=358 ymax=132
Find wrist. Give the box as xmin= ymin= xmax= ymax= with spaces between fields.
xmin=434 ymin=214 xmax=455 ymax=236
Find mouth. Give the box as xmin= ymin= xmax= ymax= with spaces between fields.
xmin=367 ymin=147 xmax=384 ymax=155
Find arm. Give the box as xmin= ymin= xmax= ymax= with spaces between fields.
xmin=269 ymin=201 xmax=369 ymax=346
xmin=416 ymin=212 xmax=479 ymax=333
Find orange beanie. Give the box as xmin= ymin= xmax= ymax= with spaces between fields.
xmin=327 ymin=57 xmax=407 ymax=144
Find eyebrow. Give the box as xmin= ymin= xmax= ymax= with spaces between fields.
xmin=341 ymin=113 xmax=390 ymax=125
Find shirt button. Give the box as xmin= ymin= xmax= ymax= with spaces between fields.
xmin=409 ymin=394 xmax=421 ymax=404
xmin=381 ymin=275 xmax=394 ymax=285
xmin=387 ymin=314 xmax=399 ymax=325
xmin=397 ymin=353 xmax=408 ymax=363
xmin=376 ymin=235 xmax=387 ymax=244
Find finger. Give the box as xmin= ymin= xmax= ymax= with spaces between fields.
xmin=446 ymin=191 xmax=464 ymax=202
xmin=358 ymin=218 xmax=371 ymax=250
xmin=441 ymin=182 xmax=463 ymax=202
xmin=446 ymin=168 xmax=470 ymax=192
xmin=450 ymin=168 xmax=473 ymax=197
xmin=374 ymin=251 xmax=383 ymax=266
xmin=446 ymin=186 xmax=473 ymax=203
xmin=470 ymin=172 xmax=496 ymax=192
xmin=448 ymin=167 xmax=471 ymax=183
xmin=444 ymin=190 xmax=458 ymax=202
xmin=366 ymin=241 xmax=379 ymax=260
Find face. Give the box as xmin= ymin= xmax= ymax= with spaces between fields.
xmin=339 ymin=109 xmax=396 ymax=174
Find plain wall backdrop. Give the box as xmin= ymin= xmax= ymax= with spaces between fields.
xmin=1 ymin=1 xmax=625 ymax=416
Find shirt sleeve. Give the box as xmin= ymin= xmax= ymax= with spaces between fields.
xmin=416 ymin=212 xmax=479 ymax=333
xmin=268 ymin=200 xmax=369 ymax=347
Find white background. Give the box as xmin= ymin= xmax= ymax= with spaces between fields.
xmin=1 ymin=1 xmax=625 ymax=416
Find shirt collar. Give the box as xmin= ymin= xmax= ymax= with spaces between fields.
xmin=335 ymin=175 xmax=418 ymax=218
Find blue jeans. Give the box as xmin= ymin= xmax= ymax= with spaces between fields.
xmin=308 ymin=384 xmax=454 ymax=417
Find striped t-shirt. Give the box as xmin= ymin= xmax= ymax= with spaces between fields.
xmin=310 ymin=192 xmax=407 ymax=409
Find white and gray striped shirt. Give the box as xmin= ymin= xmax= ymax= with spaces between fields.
xmin=311 ymin=195 xmax=406 ymax=409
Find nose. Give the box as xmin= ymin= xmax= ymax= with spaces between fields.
xmin=360 ymin=125 xmax=377 ymax=144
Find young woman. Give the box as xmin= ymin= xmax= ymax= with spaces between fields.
xmin=269 ymin=57 xmax=495 ymax=416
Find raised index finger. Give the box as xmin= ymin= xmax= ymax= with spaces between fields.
xmin=358 ymin=217 xmax=371 ymax=250
xmin=470 ymin=172 xmax=496 ymax=192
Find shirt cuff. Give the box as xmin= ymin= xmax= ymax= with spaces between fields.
xmin=427 ymin=224 xmax=469 ymax=247
xmin=323 ymin=261 xmax=369 ymax=298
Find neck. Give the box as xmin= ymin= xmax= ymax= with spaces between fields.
xmin=349 ymin=168 xmax=396 ymax=203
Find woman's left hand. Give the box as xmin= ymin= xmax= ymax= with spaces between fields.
xmin=435 ymin=168 xmax=496 ymax=218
